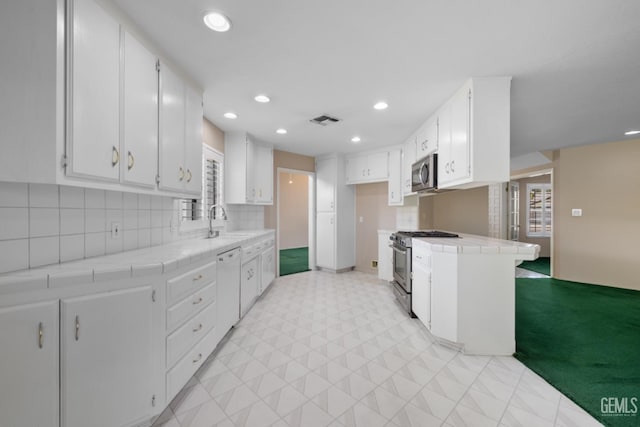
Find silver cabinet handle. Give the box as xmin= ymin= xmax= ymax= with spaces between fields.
xmin=127 ymin=151 xmax=135 ymax=170
xmin=75 ymin=315 xmax=80 ymax=341
xmin=179 ymin=166 xmax=185 ymax=181
xmin=192 ymin=297 xmax=203 ymax=305
xmin=193 ymin=353 xmax=202 ymax=364
xmin=186 ymin=169 xmax=192 ymax=183
xmin=193 ymin=323 xmax=203 ymax=332
xmin=450 ymin=160 xmax=455 ymax=173
xmin=38 ymin=322 xmax=44 ymax=349
xmin=112 ymin=146 xmax=120 ymax=167
xmin=368 ymin=168 xmax=371 ymax=176
xmin=193 ymin=274 xmax=203 ymax=281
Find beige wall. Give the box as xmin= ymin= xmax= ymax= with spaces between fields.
xmin=553 ymin=138 xmax=640 ymax=290
xmin=514 ymin=174 xmax=552 ymax=257
xmin=265 ymin=150 xmax=315 ymax=230
xmin=418 ymin=186 xmax=489 ymax=236
xmin=278 ymin=172 xmax=309 ymax=249
xmin=355 ymin=182 xmax=396 ymax=274
xmin=203 ymin=118 xmax=224 ymax=153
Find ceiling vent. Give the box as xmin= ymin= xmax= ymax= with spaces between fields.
xmin=309 ymin=115 xmax=341 ymax=126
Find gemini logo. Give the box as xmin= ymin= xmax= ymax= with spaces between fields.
xmin=601 ymin=397 xmax=638 ymax=417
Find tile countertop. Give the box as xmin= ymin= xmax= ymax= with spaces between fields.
xmin=415 ymin=232 xmax=540 ymax=259
xmin=0 ymin=230 xmax=274 ymax=295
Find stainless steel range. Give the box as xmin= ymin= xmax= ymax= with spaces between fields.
xmin=389 ymin=230 xmax=459 ymax=317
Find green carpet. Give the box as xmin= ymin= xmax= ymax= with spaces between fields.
xmin=515 ymin=278 xmax=640 ymax=426
xmin=519 ymin=256 xmax=551 ymax=275
xmin=279 ymin=247 xmax=310 ymax=276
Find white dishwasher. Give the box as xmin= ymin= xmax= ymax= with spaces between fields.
xmin=216 ymin=247 xmax=241 ymax=342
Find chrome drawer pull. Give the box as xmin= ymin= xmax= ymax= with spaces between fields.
xmin=193 ymin=323 xmax=203 ymax=332
xmin=193 ymin=353 xmax=202 ymax=364
xmin=192 ymin=297 xmax=203 ymax=305
xmin=75 ymin=316 xmax=80 ymax=341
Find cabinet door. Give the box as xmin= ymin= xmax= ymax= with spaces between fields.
xmin=122 ymin=30 xmax=158 ymax=188
xmin=255 ymin=144 xmax=273 ymax=203
xmin=245 ymin=139 xmax=256 ymax=202
xmin=402 ymin=138 xmax=416 ymax=195
xmin=316 ymin=212 xmax=335 ymax=269
xmin=69 ymin=0 xmax=120 ymax=181
xmin=412 ymin=263 xmax=431 ymax=329
xmin=417 ymin=117 xmax=438 ymax=157
xmin=241 ymin=258 xmax=258 ymax=317
xmin=367 ymin=152 xmax=389 ymax=181
xmin=388 ymin=150 xmax=403 ymax=205
xmin=261 ymin=248 xmax=275 ymax=292
xmin=159 ymin=64 xmax=186 ymax=192
xmin=61 ymin=286 xmax=153 ymax=427
xmin=437 ymin=103 xmax=453 ymax=186
xmin=316 ymin=158 xmax=336 ymax=212
xmin=346 ymin=156 xmax=366 ymax=184
xmin=450 ymin=88 xmax=471 ymax=182
xmin=184 ymin=86 xmax=203 ymax=195
xmin=0 ymin=301 xmax=59 ymax=427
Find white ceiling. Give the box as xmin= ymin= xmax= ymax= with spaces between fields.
xmin=112 ymin=0 xmax=640 ymax=158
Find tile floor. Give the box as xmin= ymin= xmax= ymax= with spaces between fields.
xmin=153 ymin=270 xmax=602 ymax=427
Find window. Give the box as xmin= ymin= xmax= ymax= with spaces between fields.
xmin=526 ymin=183 xmax=552 ymax=237
xmin=180 ymin=145 xmax=223 ymax=224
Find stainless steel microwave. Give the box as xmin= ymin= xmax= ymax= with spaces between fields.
xmin=411 ymin=153 xmax=437 ymax=193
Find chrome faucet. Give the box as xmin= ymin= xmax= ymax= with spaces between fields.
xmin=208 ymin=204 xmax=227 ymax=237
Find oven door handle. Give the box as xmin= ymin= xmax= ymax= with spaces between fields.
xmin=389 ymin=245 xmax=407 ymax=254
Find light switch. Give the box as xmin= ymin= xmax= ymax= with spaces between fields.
xmin=111 ymin=222 xmax=120 ymax=238
xmin=571 ymin=209 xmax=582 ymax=217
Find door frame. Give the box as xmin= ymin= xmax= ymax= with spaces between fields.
xmin=276 ymin=167 xmax=316 ymax=277
xmin=510 ymin=167 xmax=554 ymax=276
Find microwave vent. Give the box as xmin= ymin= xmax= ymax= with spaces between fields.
xmin=309 ymin=115 xmax=341 ymax=126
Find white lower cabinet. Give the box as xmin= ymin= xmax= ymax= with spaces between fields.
xmin=411 ymin=240 xmax=432 ymax=328
xmin=241 ymin=257 xmax=259 ymax=317
xmin=260 ymin=244 xmax=276 ymax=293
xmin=61 ymin=286 xmax=155 ymax=427
xmin=0 ymin=301 xmax=59 ymax=427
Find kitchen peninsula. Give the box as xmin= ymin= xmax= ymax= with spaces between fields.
xmin=411 ymin=233 xmax=540 ymax=356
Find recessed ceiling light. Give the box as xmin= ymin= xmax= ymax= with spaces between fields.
xmin=203 ymin=12 xmax=231 ymax=32
xmin=625 ymin=130 xmax=640 ymax=136
xmin=276 ymin=128 xmax=287 ymax=134
xmin=373 ymin=101 xmax=388 ymax=110
xmin=254 ymin=94 xmax=270 ymax=103
xmin=223 ymin=112 xmax=237 ymax=119
xmin=351 ymin=136 xmax=361 ymax=143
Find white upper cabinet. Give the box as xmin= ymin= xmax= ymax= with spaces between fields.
xmin=416 ymin=116 xmax=438 ymax=159
xmin=158 ymin=64 xmax=203 ymax=196
xmin=345 ymin=151 xmax=389 ymax=184
xmin=0 ymin=301 xmax=59 ymax=427
xmin=122 ymin=30 xmax=159 ymax=188
xmin=67 ymin=0 xmax=121 ymax=182
xmin=224 ymin=132 xmax=273 ymax=205
xmin=402 ymin=135 xmax=417 ymax=195
xmin=437 ymin=78 xmax=511 ymax=189
xmin=388 ymin=149 xmax=403 ymax=205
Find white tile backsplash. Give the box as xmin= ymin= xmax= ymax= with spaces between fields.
xmin=0 ymin=182 xmax=28 ymax=207
xmin=396 ymin=206 xmax=419 ymax=230
xmin=225 ymin=204 xmax=265 ymax=231
xmin=29 ymin=184 xmax=59 ymax=208
xmin=0 ymin=208 xmax=29 ymax=240
xmin=0 ymin=239 xmax=29 ymax=273
xmin=0 ymin=183 xmax=181 ymax=273
xmin=29 ymin=208 xmax=60 ymax=237
xmin=29 ymin=236 xmax=59 ymax=268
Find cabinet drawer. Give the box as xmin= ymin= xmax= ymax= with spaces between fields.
xmin=167 ymin=301 xmax=216 ymax=368
xmin=167 ymin=281 xmax=216 ymax=333
xmin=167 ymin=261 xmax=216 ymax=304
xmin=166 ymin=326 xmax=218 ymax=403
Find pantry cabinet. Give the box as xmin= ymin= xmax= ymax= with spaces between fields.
xmin=345 ymin=151 xmax=389 ymax=184
xmin=61 ymin=286 xmax=155 ymax=427
xmin=0 ymin=301 xmax=59 ymax=427
xmin=315 ymin=154 xmax=355 ymax=271
xmin=388 ymin=149 xmax=403 ymax=205
xmin=224 ymin=132 xmax=274 ymax=204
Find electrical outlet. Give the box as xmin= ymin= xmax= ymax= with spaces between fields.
xmin=111 ymin=222 xmax=120 ymax=238
xmin=571 ymin=208 xmax=583 ymax=217
xmin=371 ymin=260 xmax=378 ymax=268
